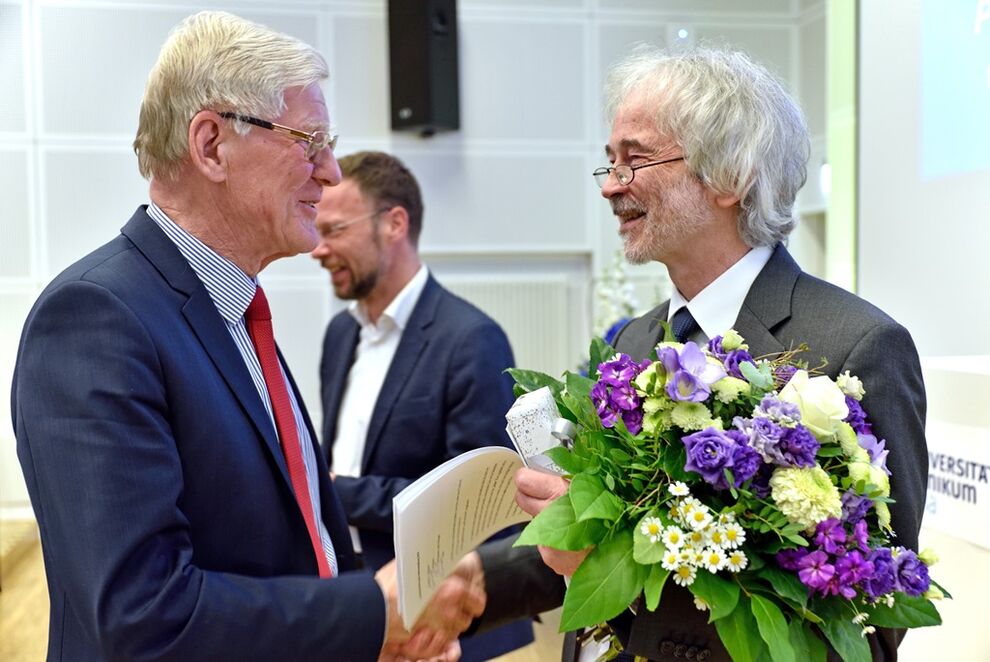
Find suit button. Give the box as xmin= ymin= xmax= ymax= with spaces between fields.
xmin=660 ymin=640 xmax=675 ymax=655
xmin=697 ymin=650 xmax=711 ymax=661
xmin=686 ymin=646 xmax=699 ymax=659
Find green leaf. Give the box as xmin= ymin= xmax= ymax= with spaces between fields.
xmin=815 ymin=446 xmax=844 ymax=458
xmin=750 ymin=595 xmax=796 ymax=662
xmin=565 ymin=371 xmax=597 ymax=400
xmin=588 ymin=337 xmax=615 ymax=380
xmin=690 ymin=571 xmax=740 ymax=621
xmin=507 ymin=368 xmax=563 ymax=397
xmin=788 ymin=619 xmax=826 ymax=662
xmin=570 ymin=473 xmax=624 ymax=522
xmin=740 ymin=360 xmax=773 ymax=390
xmin=866 ymin=594 xmax=942 ymax=629
xmin=633 ymin=517 xmax=666 ymax=564
xmin=818 ymin=617 xmax=870 ymax=662
xmin=560 ymin=530 xmax=648 ymax=631
xmin=643 ymin=563 xmax=669 ymax=612
xmin=514 ymin=495 xmax=605 ymax=550
xmin=714 ymin=597 xmax=771 ymax=662
xmin=545 ymin=446 xmax=585 ymax=474
xmin=758 ymin=567 xmax=809 ymax=610
xmin=562 ymin=389 xmax=600 ymax=431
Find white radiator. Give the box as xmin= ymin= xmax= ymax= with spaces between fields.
xmin=440 ymin=276 xmax=578 ymax=379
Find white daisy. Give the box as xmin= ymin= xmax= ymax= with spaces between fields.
xmin=661 ymin=550 xmax=681 ymax=571
xmin=702 ymin=547 xmax=727 ymax=573
xmin=725 ymin=550 xmax=748 ymax=572
xmin=722 ymin=522 xmax=746 ymax=549
xmin=686 ymin=508 xmax=713 ymax=531
xmin=640 ymin=517 xmax=664 ymax=543
xmin=693 ymin=597 xmax=710 ymax=612
xmin=662 ymin=526 xmax=685 ymax=549
xmin=672 ymin=564 xmax=697 ymax=587
xmin=708 ymin=528 xmax=727 ymax=548
xmin=668 ymin=481 xmax=690 ymax=497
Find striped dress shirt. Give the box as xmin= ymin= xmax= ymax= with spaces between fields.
xmin=147 ymin=202 xmax=337 ymax=575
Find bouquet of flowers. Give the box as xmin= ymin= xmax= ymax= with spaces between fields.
xmin=510 ymin=329 xmax=946 ymax=662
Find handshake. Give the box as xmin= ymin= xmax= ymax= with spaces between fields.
xmin=374 ymin=552 xmax=487 ymax=662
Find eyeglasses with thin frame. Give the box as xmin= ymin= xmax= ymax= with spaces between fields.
xmin=592 ymin=156 xmax=685 ymax=188
xmin=218 ymin=112 xmax=338 ymax=161
xmin=319 ymin=208 xmax=389 ymax=240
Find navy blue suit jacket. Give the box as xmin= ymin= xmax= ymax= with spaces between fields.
xmin=319 ymin=275 xmax=534 ymax=660
xmin=13 ymin=207 xmax=386 ymax=661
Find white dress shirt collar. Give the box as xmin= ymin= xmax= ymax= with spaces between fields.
xmin=348 ymin=264 xmax=429 ymax=334
xmin=667 ymin=245 xmax=773 ymax=341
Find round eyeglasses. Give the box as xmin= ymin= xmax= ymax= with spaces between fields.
xmin=592 ymin=156 xmax=685 ymax=188
xmin=219 ymin=112 xmax=338 ymax=161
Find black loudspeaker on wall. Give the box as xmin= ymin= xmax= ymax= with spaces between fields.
xmin=388 ymin=0 xmax=460 ymax=136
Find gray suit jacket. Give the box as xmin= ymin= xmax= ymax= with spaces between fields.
xmin=477 ymin=244 xmax=927 ymax=662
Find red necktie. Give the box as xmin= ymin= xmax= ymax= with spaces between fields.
xmin=245 ymin=286 xmax=333 ymax=578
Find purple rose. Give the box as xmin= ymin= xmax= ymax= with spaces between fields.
xmin=774 ymin=364 xmax=798 ymax=388
xmin=682 ymin=427 xmax=736 ymax=489
xmin=862 ymin=547 xmax=897 ymax=598
xmin=841 ymin=490 xmax=873 ymax=523
xmin=778 ymin=424 xmax=819 ymax=467
xmin=755 ymin=396 xmax=801 ymax=424
xmin=894 ymin=549 xmax=931 ymax=597
xmin=776 ymin=548 xmax=808 ymax=571
xmin=622 ymin=407 xmax=644 ymax=436
xmin=844 ymin=395 xmax=873 ymax=435
xmin=728 ymin=434 xmax=763 ymax=486
xmin=749 ymin=462 xmax=775 ymax=498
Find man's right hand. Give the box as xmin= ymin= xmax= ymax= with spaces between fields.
xmin=514 ymin=467 xmax=592 ymax=577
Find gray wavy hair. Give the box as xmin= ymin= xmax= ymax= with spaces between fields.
xmin=134 ymin=11 xmax=329 ymax=182
xmin=604 ymin=46 xmax=809 ymax=247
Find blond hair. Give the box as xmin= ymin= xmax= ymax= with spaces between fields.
xmin=133 ymin=11 xmax=328 ymax=181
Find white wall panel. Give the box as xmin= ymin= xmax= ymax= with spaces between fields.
xmin=400 ymin=152 xmax=588 ymax=250
xmin=0 ymin=149 xmax=31 ymax=278
xmin=799 ymin=14 xmax=826 ymax=135
xmin=331 ymin=14 xmax=390 ymax=140
xmin=39 ymin=5 xmax=319 ymax=136
xmin=0 ymin=3 xmax=25 ymax=134
xmin=599 ymin=0 xmax=790 ymax=13
xmin=268 ymin=286 xmax=330 ymax=431
xmin=692 ymin=25 xmax=791 ymax=80
xmin=42 ymin=149 xmax=147 ymax=276
xmin=458 ymin=20 xmax=585 ymax=141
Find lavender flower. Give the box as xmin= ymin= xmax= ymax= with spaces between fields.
xmin=862 ymin=548 xmax=897 ymax=598
xmin=623 ymin=407 xmax=644 ymax=436
xmin=682 ymin=427 xmax=737 ymax=490
xmin=894 ymin=548 xmax=931 ymax=597
xmin=776 ymin=548 xmax=808 ymax=571
xmin=841 ymin=490 xmax=873 ymax=523
xmin=831 ymin=550 xmax=873 ymax=599
xmin=844 ymin=395 xmax=873 ymax=435
xmin=706 ymin=335 xmax=728 ymax=361
xmin=592 ymin=354 xmax=650 ymax=431
xmin=724 ymin=349 xmax=756 ymax=379
xmin=851 ymin=519 xmax=870 ymax=553
xmin=754 ymin=396 xmax=801 ymax=426
xmin=858 ymin=433 xmax=891 ymax=476
xmin=658 ymin=342 xmax=726 ymax=403
xmin=777 ymin=425 xmax=820 ymax=468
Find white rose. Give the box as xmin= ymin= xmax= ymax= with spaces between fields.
xmin=778 ymin=370 xmax=850 ymax=438
xmin=837 ymin=370 xmax=866 ymax=401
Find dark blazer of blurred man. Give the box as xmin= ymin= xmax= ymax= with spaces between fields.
xmin=312 ymin=151 xmax=534 ymax=661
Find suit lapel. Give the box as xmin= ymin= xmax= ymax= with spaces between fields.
xmin=121 ymin=207 xmax=291 ymax=486
xmin=322 ymin=318 xmax=360 ymax=450
xmin=361 ymin=276 xmax=440 ymax=471
xmin=733 ymin=243 xmax=800 ymax=358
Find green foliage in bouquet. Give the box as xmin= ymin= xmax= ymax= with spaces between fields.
xmin=510 ymin=333 xmax=946 ymax=662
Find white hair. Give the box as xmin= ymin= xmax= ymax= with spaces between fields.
xmin=604 ymin=45 xmax=810 ymax=247
xmin=133 ymin=11 xmax=328 ymax=181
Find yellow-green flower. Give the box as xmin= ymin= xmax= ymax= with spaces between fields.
xmin=711 ymin=376 xmax=751 ymax=404
xmin=769 ymin=465 xmax=842 ymax=531
xmin=671 ymin=402 xmax=720 ymax=431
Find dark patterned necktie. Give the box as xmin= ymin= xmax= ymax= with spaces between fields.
xmin=670 ymin=306 xmax=700 ymax=343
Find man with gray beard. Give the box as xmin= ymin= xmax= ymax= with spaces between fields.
xmin=459 ymin=46 xmax=928 ymax=662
